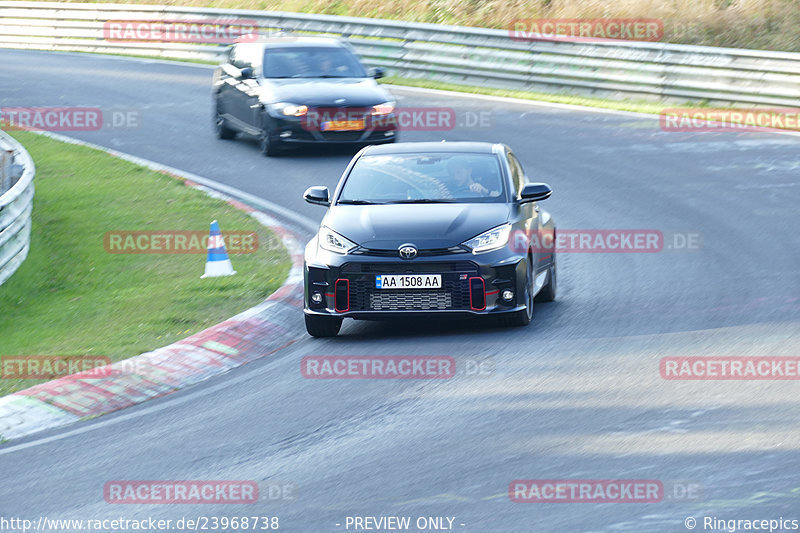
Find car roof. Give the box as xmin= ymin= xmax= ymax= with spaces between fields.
xmin=236 ymin=35 xmax=346 ymax=48
xmin=363 ymin=141 xmax=503 ymax=155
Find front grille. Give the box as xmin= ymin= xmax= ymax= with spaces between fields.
xmin=341 ymin=262 xmax=477 ymax=274
xmin=370 ymin=291 xmax=452 ymax=310
xmin=338 ymin=261 xmax=481 ymax=312
xmin=351 ymin=246 xmax=467 ymax=257
xmin=319 ymin=130 xmax=365 ymax=142
xmin=347 ymin=278 xmax=472 ymax=311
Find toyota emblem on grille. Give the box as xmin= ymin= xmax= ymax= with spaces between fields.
xmin=399 ymin=245 xmax=418 ymax=259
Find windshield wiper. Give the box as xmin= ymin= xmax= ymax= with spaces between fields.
xmin=337 ymin=199 xmax=383 ymax=205
xmin=384 ymin=199 xmax=457 ymax=204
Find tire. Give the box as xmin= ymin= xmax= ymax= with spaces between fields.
xmin=214 ymin=109 xmax=236 ymax=140
xmin=535 ymin=253 xmax=556 ymax=303
xmin=259 ymin=115 xmax=282 ymax=157
xmin=305 ymin=314 xmax=343 ymax=337
xmin=501 ymin=256 xmax=534 ymax=327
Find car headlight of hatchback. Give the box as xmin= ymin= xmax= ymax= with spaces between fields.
xmin=462 ymin=224 xmax=512 ymax=254
xmin=318 ymin=226 xmax=358 ymax=254
xmin=371 ymin=102 xmax=395 ymax=116
xmin=271 ymin=102 xmax=308 ymax=117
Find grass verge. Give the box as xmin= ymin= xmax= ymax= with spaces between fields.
xmin=0 ymin=130 xmax=290 ymax=397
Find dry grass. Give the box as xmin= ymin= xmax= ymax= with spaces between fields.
xmin=67 ymin=0 xmax=800 ymax=51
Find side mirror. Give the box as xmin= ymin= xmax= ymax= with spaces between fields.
xmin=370 ymin=67 xmax=385 ymax=79
xmin=239 ymin=66 xmax=254 ymax=79
xmin=304 ymin=186 xmax=330 ymax=206
xmin=519 ymin=183 xmax=552 ymax=202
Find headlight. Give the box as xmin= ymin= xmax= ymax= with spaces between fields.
xmin=271 ymin=102 xmax=308 ymax=117
xmin=318 ymin=226 xmax=358 ymax=254
xmin=462 ymin=224 xmax=512 ymax=254
xmin=371 ymin=102 xmax=395 ymax=116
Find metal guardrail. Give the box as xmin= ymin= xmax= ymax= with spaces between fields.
xmin=0 ymin=130 xmax=34 ymax=287
xmin=0 ymin=1 xmax=799 ymax=107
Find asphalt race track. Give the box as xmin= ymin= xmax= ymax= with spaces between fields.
xmin=1 ymin=48 xmax=799 ymax=532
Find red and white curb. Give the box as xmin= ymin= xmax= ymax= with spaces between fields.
xmin=0 ymin=133 xmax=311 ymax=442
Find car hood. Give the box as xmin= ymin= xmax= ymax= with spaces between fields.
xmin=260 ymin=78 xmax=391 ymax=107
xmin=324 ymin=203 xmax=512 ymax=249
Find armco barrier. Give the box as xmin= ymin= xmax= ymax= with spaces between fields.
xmin=0 ymin=1 xmax=799 ymax=107
xmin=0 ymin=130 xmax=34 ymax=287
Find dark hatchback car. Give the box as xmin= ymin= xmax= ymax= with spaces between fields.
xmin=212 ymin=35 xmax=397 ymax=156
xmin=302 ymin=141 xmax=557 ymax=337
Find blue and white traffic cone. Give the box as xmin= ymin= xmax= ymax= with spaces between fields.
xmin=201 ymin=220 xmax=237 ymax=278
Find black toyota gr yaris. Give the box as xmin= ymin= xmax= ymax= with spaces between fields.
xmin=302 ymin=141 xmax=557 ymax=337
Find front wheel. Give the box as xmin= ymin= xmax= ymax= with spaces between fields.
xmin=305 ymin=314 xmax=343 ymax=337
xmin=259 ymin=115 xmax=282 ymax=157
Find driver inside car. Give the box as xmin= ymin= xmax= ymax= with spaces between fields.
xmin=446 ymin=158 xmax=498 ymax=197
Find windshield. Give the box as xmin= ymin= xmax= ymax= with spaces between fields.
xmin=337 ymin=153 xmax=508 ymax=204
xmin=263 ymin=46 xmax=368 ymax=78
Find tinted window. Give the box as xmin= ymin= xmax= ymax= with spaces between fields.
xmin=338 ymin=153 xmax=507 ymax=204
xmin=263 ymin=46 xmax=367 ymax=78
